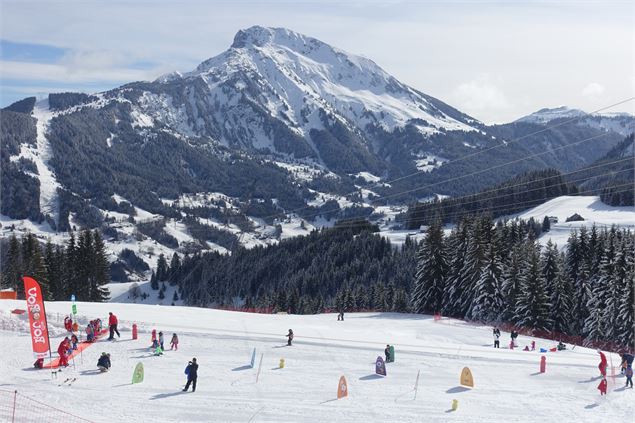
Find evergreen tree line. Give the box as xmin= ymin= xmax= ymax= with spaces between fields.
xmin=412 ymin=217 xmax=634 ymax=349
xmin=157 ymin=226 xmax=417 ymax=314
xmin=0 ymin=230 xmax=110 ymax=301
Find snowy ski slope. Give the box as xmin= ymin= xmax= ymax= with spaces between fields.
xmin=0 ymin=301 xmax=632 ymax=422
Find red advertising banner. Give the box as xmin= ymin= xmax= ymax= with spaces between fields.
xmin=23 ymin=277 xmax=51 ymax=359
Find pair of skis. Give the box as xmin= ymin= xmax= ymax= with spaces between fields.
xmin=58 ymin=377 xmax=77 ymax=387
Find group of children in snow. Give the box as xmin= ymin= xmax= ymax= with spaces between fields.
xmin=35 ymin=312 xmax=633 ymax=397
xmin=492 ymin=327 xmax=566 ymax=352
xmin=492 ymin=326 xmax=634 ymax=394
xmin=33 ymin=312 xmax=119 ymax=369
xmin=150 ymin=329 xmax=179 ymax=355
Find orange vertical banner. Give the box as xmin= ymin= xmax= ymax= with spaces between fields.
xmin=23 ymin=277 xmax=51 ymax=359
xmin=337 ymin=376 xmax=348 ymax=399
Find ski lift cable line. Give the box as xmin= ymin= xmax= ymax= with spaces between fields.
xmin=294 ymin=131 xmax=622 ymax=223
xmin=395 ymin=164 xmax=634 ymax=215
xmin=389 ymin=156 xmax=633 ymax=212
xmin=330 ymin=187 xmax=635 ymax=233
xmin=398 ymin=182 xmax=635 ymax=225
xmin=327 ymin=167 xmax=634 ymax=230
xmin=371 ymin=132 xmax=625 ymax=203
xmin=256 ymin=96 xmax=635 ymax=224
xmin=381 ymin=96 xmax=635 ymax=187
xmin=329 ymin=183 xmax=635 ymax=231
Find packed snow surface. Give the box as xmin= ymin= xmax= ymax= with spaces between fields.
xmin=0 ymin=301 xmax=632 ymax=423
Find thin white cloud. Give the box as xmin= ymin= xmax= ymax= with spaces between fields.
xmin=0 ymin=60 xmax=160 ymax=84
xmin=451 ymin=76 xmax=510 ymax=122
xmin=1 ymin=1 xmax=633 ymax=121
xmin=581 ymin=82 xmax=605 ymax=98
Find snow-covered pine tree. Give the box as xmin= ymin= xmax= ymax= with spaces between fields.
xmin=90 ymin=230 xmax=111 ymax=302
xmin=456 ymin=218 xmax=486 ymax=317
xmin=21 ymin=233 xmax=50 ymax=299
xmin=501 ymin=243 xmax=525 ymax=323
xmin=468 ymin=239 xmax=503 ymax=322
xmin=150 ymin=270 xmax=158 ymax=290
xmin=584 ymin=232 xmax=615 ymax=341
xmin=412 ymin=221 xmax=448 ymax=314
xmin=615 ymin=237 xmax=635 ymax=349
xmin=168 ymin=252 xmax=181 ymax=284
xmin=549 ymin=251 xmax=572 ymax=334
xmin=442 ymin=221 xmax=470 ymax=316
xmin=541 ymin=240 xmax=559 ymax=300
xmin=568 ymin=228 xmax=591 ymax=335
xmin=515 ymin=243 xmax=552 ymax=332
xmin=156 ymin=254 xmax=169 ymax=282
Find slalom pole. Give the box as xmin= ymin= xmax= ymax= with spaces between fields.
xmin=256 ymin=353 xmax=264 ymax=383
xmin=414 ymin=370 xmax=420 ymax=400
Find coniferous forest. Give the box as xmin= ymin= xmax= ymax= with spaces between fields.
xmin=147 ymin=217 xmax=633 ymax=350
xmin=2 ymin=217 xmax=633 ymax=350
xmin=1 ymin=229 xmax=110 ymax=301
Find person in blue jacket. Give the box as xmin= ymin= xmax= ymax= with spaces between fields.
xmin=183 ymin=358 xmax=198 ymax=392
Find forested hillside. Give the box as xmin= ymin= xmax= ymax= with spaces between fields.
xmin=404 ymin=169 xmax=574 ymax=228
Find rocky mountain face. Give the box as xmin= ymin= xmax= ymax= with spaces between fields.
xmin=1 ymin=26 xmax=632 ymax=279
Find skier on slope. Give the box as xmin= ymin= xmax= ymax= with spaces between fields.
xmin=286 ymin=329 xmax=294 ymax=346
xmin=159 ymin=331 xmax=165 ymax=350
xmin=621 ymin=352 xmax=634 ymax=373
xmin=183 ymin=358 xmax=198 ymax=392
xmin=597 ymin=377 xmax=607 ymax=395
xmin=385 ymin=345 xmax=391 ymax=362
xmin=493 ymin=328 xmax=500 ymax=348
xmin=598 ymin=350 xmax=608 ymax=377
xmin=151 ymin=329 xmax=158 ymax=348
xmin=97 ymin=352 xmax=111 ymax=372
xmin=57 ymin=337 xmax=70 ymax=367
xmin=625 ymin=366 xmax=633 ymax=389
xmin=86 ymin=323 xmax=94 ymax=342
xmin=108 ymin=312 xmax=120 ymax=340
xmin=170 ymin=333 xmax=179 ymax=351
xmin=70 ymin=334 xmax=79 ymax=350
xmin=64 ymin=316 xmax=73 ymax=333
xmin=510 ymin=330 xmax=519 ymax=348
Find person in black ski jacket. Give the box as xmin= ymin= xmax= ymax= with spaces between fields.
xmin=97 ymin=352 xmax=111 ymax=372
xmin=385 ymin=345 xmax=391 ymax=362
xmin=286 ymin=329 xmax=294 ymax=346
xmin=183 ymin=358 xmax=198 ymax=392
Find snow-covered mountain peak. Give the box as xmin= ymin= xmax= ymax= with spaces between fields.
xmin=516 ymin=106 xmax=586 ymax=124
xmin=177 ymin=26 xmax=479 ymax=141
xmin=515 ymin=106 xmax=635 ymax=136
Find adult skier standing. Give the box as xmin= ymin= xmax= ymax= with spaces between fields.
xmin=183 ymin=358 xmax=198 ymax=392
xmin=493 ymin=327 xmax=500 ymax=348
xmin=108 ymin=312 xmax=120 ymax=340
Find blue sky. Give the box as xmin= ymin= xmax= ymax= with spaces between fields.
xmin=1 ymin=0 xmax=633 ymax=123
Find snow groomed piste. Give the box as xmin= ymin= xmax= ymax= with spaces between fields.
xmin=0 ymin=278 xmax=633 ymax=422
